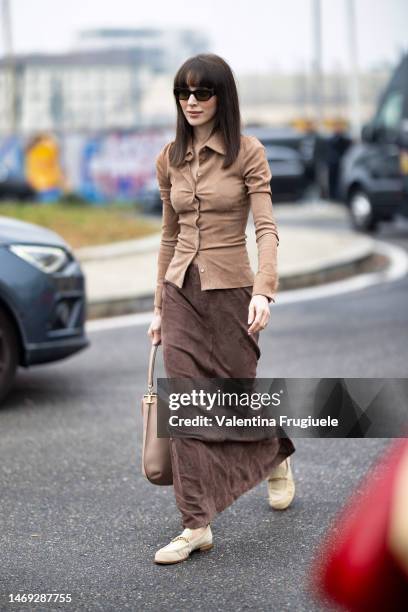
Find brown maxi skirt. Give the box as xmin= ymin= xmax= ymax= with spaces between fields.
xmin=161 ymin=262 xmax=296 ymax=529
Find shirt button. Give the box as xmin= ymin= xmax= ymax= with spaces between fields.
xmin=200 ymin=267 xmax=205 ymax=272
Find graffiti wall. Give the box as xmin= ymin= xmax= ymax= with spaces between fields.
xmin=0 ymin=136 xmax=25 ymax=178
xmin=0 ymin=128 xmax=174 ymax=203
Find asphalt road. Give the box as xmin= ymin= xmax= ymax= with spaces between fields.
xmin=1 ymin=217 xmax=408 ymax=612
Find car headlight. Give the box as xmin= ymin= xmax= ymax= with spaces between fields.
xmin=9 ymin=244 xmax=70 ymax=274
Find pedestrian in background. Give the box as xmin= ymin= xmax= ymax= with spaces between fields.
xmin=326 ymin=119 xmax=353 ymax=200
xmin=148 ymin=53 xmax=296 ymax=565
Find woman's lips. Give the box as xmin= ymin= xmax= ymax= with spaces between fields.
xmin=188 ymin=112 xmax=202 ymax=116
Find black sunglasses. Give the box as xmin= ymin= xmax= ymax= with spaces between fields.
xmin=173 ymin=87 xmax=216 ymax=102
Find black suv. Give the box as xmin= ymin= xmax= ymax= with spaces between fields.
xmin=338 ymin=53 xmax=408 ymax=232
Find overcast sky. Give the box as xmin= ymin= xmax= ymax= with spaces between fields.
xmin=3 ymin=0 xmax=408 ymax=74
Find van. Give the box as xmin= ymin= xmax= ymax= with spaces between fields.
xmin=338 ymin=53 xmax=408 ymax=232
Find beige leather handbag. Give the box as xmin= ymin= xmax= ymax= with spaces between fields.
xmin=141 ymin=342 xmax=173 ymax=486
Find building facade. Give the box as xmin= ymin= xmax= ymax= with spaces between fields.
xmin=0 ymin=27 xmax=395 ymax=135
xmin=0 ymin=27 xmax=209 ymax=134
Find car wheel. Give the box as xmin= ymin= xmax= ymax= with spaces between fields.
xmin=348 ymin=189 xmax=379 ymax=233
xmin=0 ymin=307 xmax=18 ymax=403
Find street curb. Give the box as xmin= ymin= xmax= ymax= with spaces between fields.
xmin=76 ymin=232 xmax=161 ymax=262
xmin=85 ymin=246 xmax=389 ymax=320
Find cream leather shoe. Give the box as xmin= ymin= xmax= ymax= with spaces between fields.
xmin=154 ymin=525 xmax=213 ymax=565
xmin=267 ymin=457 xmax=295 ymax=510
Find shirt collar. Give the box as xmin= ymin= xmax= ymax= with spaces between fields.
xmin=184 ymin=130 xmax=226 ymax=160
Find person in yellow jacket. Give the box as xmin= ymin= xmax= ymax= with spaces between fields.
xmin=25 ymin=134 xmax=67 ymax=201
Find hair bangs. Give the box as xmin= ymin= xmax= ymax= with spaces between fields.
xmin=175 ymin=61 xmax=216 ymax=90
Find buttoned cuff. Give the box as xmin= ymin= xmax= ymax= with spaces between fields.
xmin=252 ymin=274 xmax=278 ymax=304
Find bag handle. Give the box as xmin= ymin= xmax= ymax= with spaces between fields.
xmin=147 ymin=342 xmax=160 ymax=393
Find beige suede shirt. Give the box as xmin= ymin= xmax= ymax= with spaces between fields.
xmin=154 ymin=130 xmax=279 ymax=309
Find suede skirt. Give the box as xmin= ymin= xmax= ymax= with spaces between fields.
xmin=161 ymin=262 xmax=296 ymax=529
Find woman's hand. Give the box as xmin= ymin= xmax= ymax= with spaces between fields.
xmin=148 ymin=307 xmax=162 ymax=345
xmin=248 ymin=295 xmax=270 ymax=335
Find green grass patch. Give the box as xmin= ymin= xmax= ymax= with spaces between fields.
xmin=0 ymin=201 xmax=161 ymax=249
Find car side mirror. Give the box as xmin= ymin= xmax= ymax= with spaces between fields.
xmin=361 ymin=123 xmax=375 ymax=142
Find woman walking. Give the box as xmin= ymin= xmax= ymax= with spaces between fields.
xmin=147 ymin=53 xmax=296 ymax=565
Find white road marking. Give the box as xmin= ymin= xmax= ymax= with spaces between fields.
xmin=86 ymin=240 xmax=408 ymax=333
xmin=86 ymin=310 xmax=154 ymax=332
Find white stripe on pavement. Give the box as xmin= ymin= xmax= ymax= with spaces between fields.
xmin=86 ymin=310 xmax=154 ymax=332
xmin=86 ymin=240 xmax=408 ymax=333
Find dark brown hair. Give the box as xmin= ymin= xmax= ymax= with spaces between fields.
xmin=169 ymin=53 xmax=242 ymax=169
